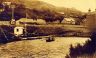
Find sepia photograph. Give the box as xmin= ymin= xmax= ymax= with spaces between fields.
xmin=0 ymin=0 xmax=96 ymax=58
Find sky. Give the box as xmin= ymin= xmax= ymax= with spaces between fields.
xmin=40 ymin=0 xmax=96 ymax=12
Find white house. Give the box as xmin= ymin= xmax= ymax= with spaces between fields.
xmin=14 ymin=27 xmax=24 ymax=36
xmin=62 ymin=17 xmax=76 ymax=24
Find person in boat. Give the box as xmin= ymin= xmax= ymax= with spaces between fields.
xmin=46 ymin=35 xmax=55 ymax=42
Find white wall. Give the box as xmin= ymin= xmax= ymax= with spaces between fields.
xmin=14 ymin=27 xmax=24 ymax=36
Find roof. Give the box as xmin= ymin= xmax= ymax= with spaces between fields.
xmin=17 ymin=18 xmax=32 ymax=22
xmin=14 ymin=26 xmax=24 ymax=29
xmin=16 ymin=18 xmax=46 ymax=24
xmin=64 ymin=18 xmax=75 ymax=21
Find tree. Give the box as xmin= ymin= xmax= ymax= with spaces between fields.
xmin=75 ymin=14 xmax=86 ymax=25
xmin=54 ymin=14 xmax=64 ymax=23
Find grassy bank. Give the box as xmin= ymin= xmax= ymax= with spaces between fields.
xmin=26 ymin=25 xmax=90 ymax=37
xmin=0 ymin=25 xmax=90 ymax=37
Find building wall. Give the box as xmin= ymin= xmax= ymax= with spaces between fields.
xmin=85 ymin=14 xmax=96 ymax=29
xmin=14 ymin=27 xmax=24 ymax=36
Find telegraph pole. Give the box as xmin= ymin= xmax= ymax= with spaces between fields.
xmin=24 ymin=7 xmax=28 ymax=36
xmin=26 ymin=7 xmax=28 ymax=19
xmin=10 ymin=4 xmax=15 ymax=25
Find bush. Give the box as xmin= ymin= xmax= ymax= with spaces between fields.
xmin=67 ymin=31 xmax=96 ymax=58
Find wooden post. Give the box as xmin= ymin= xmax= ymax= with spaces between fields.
xmin=10 ymin=4 xmax=15 ymax=25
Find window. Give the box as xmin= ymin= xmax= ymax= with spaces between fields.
xmin=17 ymin=29 xmax=19 ymax=32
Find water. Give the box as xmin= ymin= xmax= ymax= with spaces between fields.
xmin=42 ymin=37 xmax=90 ymax=58
xmin=0 ymin=37 xmax=90 ymax=58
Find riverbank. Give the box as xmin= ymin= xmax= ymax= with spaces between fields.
xmin=0 ymin=25 xmax=91 ymax=37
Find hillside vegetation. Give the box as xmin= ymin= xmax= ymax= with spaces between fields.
xmin=0 ymin=0 xmax=85 ymax=23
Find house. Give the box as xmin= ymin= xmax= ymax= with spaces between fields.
xmin=16 ymin=18 xmax=46 ymax=26
xmin=14 ymin=27 xmax=24 ymax=36
xmin=61 ymin=17 xmax=76 ymax=24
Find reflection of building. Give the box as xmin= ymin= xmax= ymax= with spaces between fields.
xmin=62 ymin=17 xmax=76 ymax=24
xmin=85 ymin=9 xmax=96 ymax=28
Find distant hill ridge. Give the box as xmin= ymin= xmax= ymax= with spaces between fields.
xmin=0 ymin=0 xmax=82 ymax=13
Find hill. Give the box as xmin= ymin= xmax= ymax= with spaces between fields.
xmin=0 ymin=0 xmax=84 ymax=22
